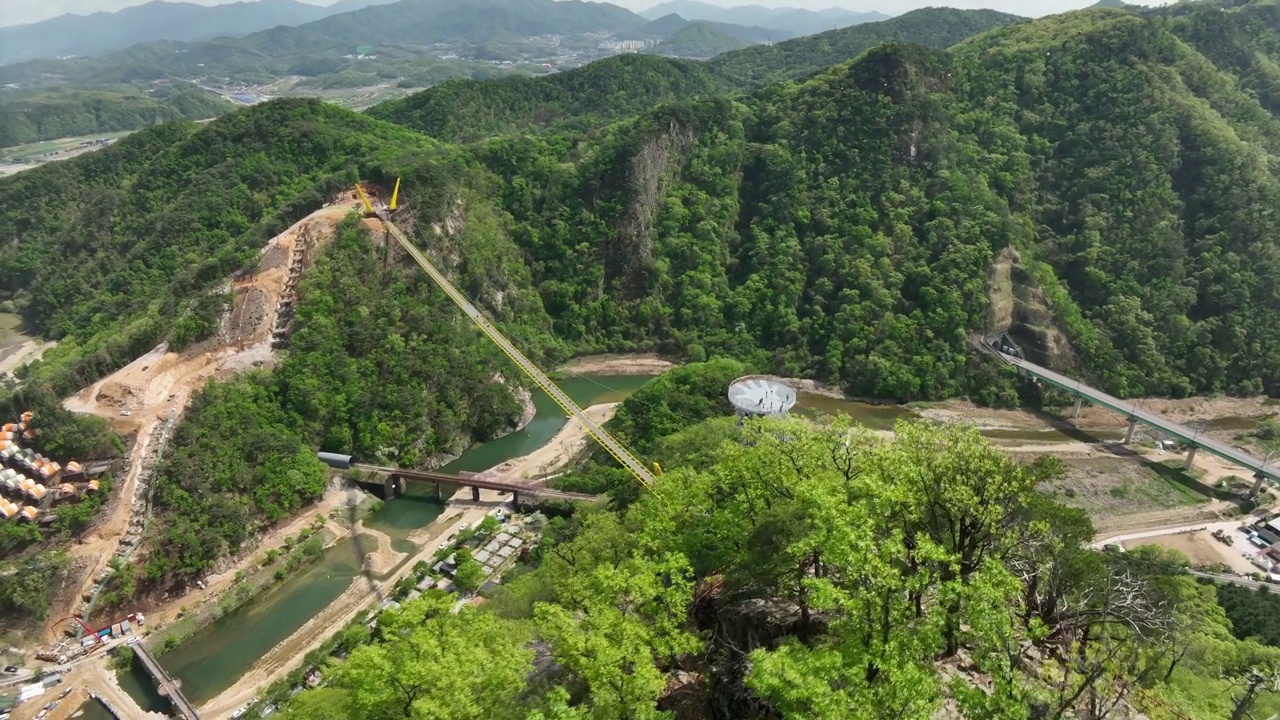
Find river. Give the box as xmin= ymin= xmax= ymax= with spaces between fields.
xmin=122 ymin=373 xmax=1130 ymax=710
xmin=120 ymin=374 xmax=653 ymax=710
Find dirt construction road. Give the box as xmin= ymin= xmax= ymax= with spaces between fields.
xmin=46 ymin=200 xmax=365 ymax=641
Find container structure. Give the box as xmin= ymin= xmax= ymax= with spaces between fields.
xmin=0 ymin=500 xmax=18 ymax=519
xmin=318 ymin=452 xmax=354 ymax=470
xmin=85 ymin=479 xmax=101 ymax=494
xmin=18 ymin=506 xmax=38 ymax=522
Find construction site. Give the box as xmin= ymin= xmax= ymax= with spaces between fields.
xmin=0 ymin=185 xmax=412 ymax=719
xmin=5 ymin=178 xmax=1280 ymax=719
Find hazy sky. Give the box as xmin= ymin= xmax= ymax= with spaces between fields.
xmin=0 ymin=0 xmax=1171 ymax=29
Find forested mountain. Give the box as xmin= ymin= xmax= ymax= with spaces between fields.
xmin=705 ymin=7 xmax=1026 ymax=87
xmin=637 ymin=12 xmax=791 ymax=44
xmin=371 ymin=2 xmax=1280 ymax=402
xmin=0 ymin=99 xmax=433 ymax=398
xmin=366 ymin=54 xmax=728 ymax=141
xmin=649 ymin=22 xmax=759 ymax=58
xmin=641 ymin=0 xmax=891 ymax=35
xmin=295 ymin=0 xmax=646 ymax=46
xmin=0 ymin=0 xmax=381 ymax=64
xmin=11 ymin=2 xmax=1280 ymax=715
xmin=367 ymin=7 xmax=1021 ymax=141
xmin=0 ymin=86 xmax=234 ymax=147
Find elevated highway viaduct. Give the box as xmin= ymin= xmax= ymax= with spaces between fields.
xmin=984 ymin=338 xmax=1280 ymax=493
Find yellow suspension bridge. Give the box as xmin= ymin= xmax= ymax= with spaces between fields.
xmin=354 ymin=181 xmax=660 ymax=496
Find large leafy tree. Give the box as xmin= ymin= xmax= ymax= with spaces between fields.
xmin=280 ymin=593 xmax=532 ymax=720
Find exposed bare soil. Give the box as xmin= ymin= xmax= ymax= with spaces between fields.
xmin=44 ymin=200 xmax=364 ymax=641
xmin=557 ymin=353 xmax=676 ymax=376
xmin=489 ymin=402 xmax=619 ymax=481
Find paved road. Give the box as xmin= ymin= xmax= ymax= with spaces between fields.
xmin=990 ymin=347 xmax=1280 ymax=482
xmin=380 ymin=217 xmax=658 ymax=494
xmin=1188 ymin=570 xmax=1274 ymax=590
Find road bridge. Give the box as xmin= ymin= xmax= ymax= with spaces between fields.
xmin=133 ymin=642 xmax=199 ymax=719
xmin=351 ymin=463 xmax=600 ymax=505
xmin=984 ymin=339 xmax=1280 ymax=492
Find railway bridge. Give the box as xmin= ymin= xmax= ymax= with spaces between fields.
xmin=318 ymin=453 xmax=599 ymax=505
xmin=983 ymin=336 xmax=1280 ymax=494
xmin=133 ymin=641 xmax=199 ymax=719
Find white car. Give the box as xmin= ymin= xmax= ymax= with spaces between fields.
xmin=458 ymin=523 xmax=469 ymax=531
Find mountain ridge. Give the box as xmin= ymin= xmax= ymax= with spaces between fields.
xmin=640 ymin=0 xmax=891 ymax=35
xmin=0 ymin=0 xmax=398 ymax=64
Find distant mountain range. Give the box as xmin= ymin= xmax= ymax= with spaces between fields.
xmin=292 ymin=0 xmax=647 ymax=46
xmin=649 ymin=22 xmax=758 ymax=58
xmin=0 ymin=0 xmax=398 ymax=64
xmin=640 ymin=1 xmax=891 ymax=36
xmin=635 ymin=13 xmax=793 ymax=44
xmin=0 ymin=0 xmax=879 ymax=68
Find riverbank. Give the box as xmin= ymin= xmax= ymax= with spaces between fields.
xmin=488 ymin=402 xmax=619 ymax=482
xmin=141 ymin=485 xmax=367 ymax=634
xmin=196 ymin=402 xmax=622 ymax=717
xmin=557 ymin=353 xmax=676 ymax=376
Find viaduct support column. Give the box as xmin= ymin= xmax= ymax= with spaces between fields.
xmin=385 ymin=474 xmax=395 ymax=499
xmin=1124 ymin=418 xmax=1138 ymax=445
xmin=1253 ymin=473 xmax=1267 ymax=498
xmin=471 ymin=486 xmax=481 ymax=502
xmin=512 ymin=491 xmax=520 ymax=508
xmin=1073 ymin=396 xmax=1083 ymax=419
xmin=1183 ymin=446 xmax=1198 ymax=470
xmin=432 ymin=482 xmax=441 ymax=501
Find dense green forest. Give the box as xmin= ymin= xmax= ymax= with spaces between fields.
xmin=649 ymin=23 xmax=756 ymax=59
xmin=10 ymin=0 xmax=1280 ymax=671
xmin=1215 ymin=583 xmax=1280 ymax=648
xmin=274 ymin=393 xmax=1280 ymax=719
xmin=366 ymin=54 xmax=728 ymax=142
xmin=0 ymin=99 xmax=433 ymax=400
xmin=144 ymin=374 xmax=327 ymax=581
xmin=141 ymin=215 xmax=554 ymax=584
xmin=377 ymin=3 xmax=1280 ymax=401
xmin=366 ymin=7 xmax=1021 ymax=142
xmin=0 ymin=86 xmax=234 ymax=147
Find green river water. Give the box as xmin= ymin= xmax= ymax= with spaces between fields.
xmin=119 ymin=373 xmax=1167 ymax=711
xmin=122 ymin=374 xmax=653 ymax=710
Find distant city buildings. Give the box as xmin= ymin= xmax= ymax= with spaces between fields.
xmin=596 ymin=39 xmax=656 ymax=53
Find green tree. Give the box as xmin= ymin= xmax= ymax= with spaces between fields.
xmin=453 ymin=549 xmax=485 ymax=595
xmin=281 ymin=594 xmax=531 ymax=720
xmin=535 ymin=554 xmax=699 ymax=719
